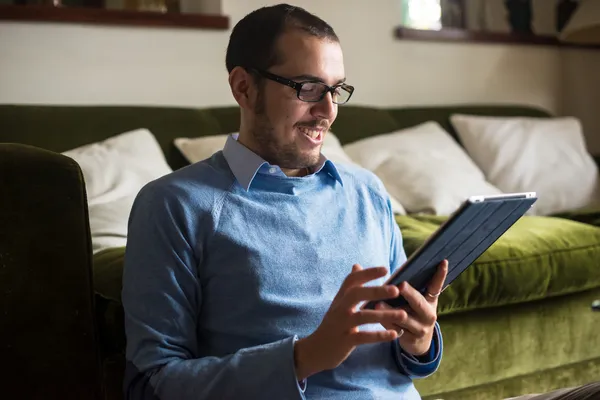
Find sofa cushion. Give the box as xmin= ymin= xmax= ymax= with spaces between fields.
xmin=63 ymin=129 xmax=173 ymax=254
xmin=450 ymin=114 xmax=598 ymax=216
xmin=94 ymin=247 xmax=126 ymax=303
xmin=342 ymin=122 xmax=502 ymax=215
xmin=396 ymin=214 xmax=600 ymax=315
xmin=93 ymin=248 xmax=127 ymax=357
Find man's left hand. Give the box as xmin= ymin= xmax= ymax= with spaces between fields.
xmin=375 ymin=259 xmax=448 ymax=357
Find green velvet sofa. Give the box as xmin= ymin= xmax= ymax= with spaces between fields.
xmin=2 ymin=104 xmax=600 ymax=400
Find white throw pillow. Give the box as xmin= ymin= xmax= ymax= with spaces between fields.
xmin=450 ymin=114 xmax=599 ymax=216
xmin=343 ymin=122 xmax=503 ymax=215
xmin=63 ymin=129 xmax=173 ymax=253
xmin=174 ymin=132 xmax=407 ymax=215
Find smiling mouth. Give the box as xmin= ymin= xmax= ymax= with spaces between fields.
xmin=297 ymin=126 xmax=323 ymax=139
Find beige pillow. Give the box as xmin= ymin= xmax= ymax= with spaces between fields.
xmin=174 ymin=134 xmax=230 ymax=163
xmin=343 ymin=122 xmax=503 ymax=215
xmin=450 ymin=114 xmax=598 ymax=216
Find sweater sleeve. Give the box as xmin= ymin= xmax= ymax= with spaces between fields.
xmin=393 ymin=322 xmax=443 ymax=379
xmin=121 ymin=183 xmax=306 ymax=400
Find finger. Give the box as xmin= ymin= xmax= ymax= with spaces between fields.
xmin=384 ymin=310 xmax=429 ymax=338
xmin=397 ymin=282 xmax=436 ymax=326
xmin=351 ymin=309 xmax=406 ymax=327
xmin=425 ymin=259 xmax=449 ymax=302
xmin=351 ymin=329 xmax=398 ymax=345
xmin=337 ymin=264 xmax=363 ymax=302
xmin=345 ymin=285 xmax=399 ymax=307
xmin=375 ymin=302 xmax=410 ymax=328
xmin=341 ymin=265 xmax=388 ymax=291
xmin=375 ymin=301 xmax=409 ymax=315
xmin=376 ymin=303 xmax=429 ymax=339
xmin=375 ymin=301 xmax=410 ymax=319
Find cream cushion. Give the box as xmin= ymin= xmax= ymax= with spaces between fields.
xmin=343 ymin=122 xmax=503 ymax=215
xmin=450 ymin=114 xmax=598 ymax=215
xmin=63 ymin=129 xmax=173 ymax=253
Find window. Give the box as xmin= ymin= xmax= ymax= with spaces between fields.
xmin=401 ymin=0 xmax=442 ymax=30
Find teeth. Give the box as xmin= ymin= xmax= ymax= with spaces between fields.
xmin=299 ymin=127 xmax=321 ymax=139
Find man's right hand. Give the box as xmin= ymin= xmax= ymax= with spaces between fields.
xmin=293 ymin=264 xmax=404 ymax=381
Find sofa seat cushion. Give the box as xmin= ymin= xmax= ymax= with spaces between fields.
xmin=396 ymin=214 xmax=600 ymax=316
xmin=94 ymin=247 xmax=126 ymax=303
xmin=93 ymin=247 xmax=127 ymax=357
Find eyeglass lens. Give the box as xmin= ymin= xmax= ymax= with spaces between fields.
xmin=298 ymin=82 xmax=352 ymax=104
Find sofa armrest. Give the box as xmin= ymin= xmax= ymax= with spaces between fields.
xmin=0 ymin=144 xmax=102 ymax=399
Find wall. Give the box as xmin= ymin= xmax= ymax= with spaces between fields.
xmin=0 ymin=0 xmax=597 ymax=151
xmin=464 ymin=0 xmax=556 ymax=35
xmin=0 ymin=21 xmax=232 ymax=106
xmin=562 ymin=49 xmax=600 ymax=153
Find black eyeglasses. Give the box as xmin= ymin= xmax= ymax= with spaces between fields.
xmin=249 ymin=68 xmax=355 ymax=105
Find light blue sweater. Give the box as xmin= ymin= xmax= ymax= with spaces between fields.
xmin=122 ymin=135 xmax=443 ymax=400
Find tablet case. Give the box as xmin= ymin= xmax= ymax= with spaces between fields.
xmin=364 ymin=193 xmax=537 ymax=310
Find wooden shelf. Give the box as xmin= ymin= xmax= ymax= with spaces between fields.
xmin=0 ymin=4 xmax=229 ymax=30
xmin=395 ymin=26 xmax=600 ymax=50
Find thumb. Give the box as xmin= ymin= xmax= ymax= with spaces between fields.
xmin=352 ymin=264 xmax=362 ymax=273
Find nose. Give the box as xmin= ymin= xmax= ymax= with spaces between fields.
xmin=310 ymin=91 xmax=337 ymax=121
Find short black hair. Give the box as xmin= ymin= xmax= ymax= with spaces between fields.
xmin=225 ymin=4 xmax=339 ymax=74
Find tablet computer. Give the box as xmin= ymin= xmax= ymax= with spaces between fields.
xmin=363 ymin=192 xmax=537 ymax=310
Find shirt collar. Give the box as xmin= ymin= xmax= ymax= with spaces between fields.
xmin=222 ymin=133 xmax=343 ymax=191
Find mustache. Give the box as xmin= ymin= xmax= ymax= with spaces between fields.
xmin=296 ymin=120 xmax=330 ymax=130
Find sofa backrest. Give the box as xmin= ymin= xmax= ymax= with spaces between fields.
xmin=0 ymin=105 xmax=240 ymax=170
xmin=332 ymin=104 xmax=552 ymax=145
xmin=0 ymin=104 xmax=552 ymax=170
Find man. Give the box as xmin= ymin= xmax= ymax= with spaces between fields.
xmin=122 ymin=3 xmax=446 ymax=399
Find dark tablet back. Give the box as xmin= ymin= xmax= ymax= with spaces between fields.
xmin=365 ymin=193 xmax=537 ymax=310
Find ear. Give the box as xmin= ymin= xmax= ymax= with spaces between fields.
xmin=229 ymin=66 xmax=257 ymax=111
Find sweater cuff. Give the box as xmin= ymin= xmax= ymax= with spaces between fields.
xmin=393 ymin=322 xmax=443 ymax=379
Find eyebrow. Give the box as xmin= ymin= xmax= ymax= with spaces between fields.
xmin=289 ymin=74 xmax=347 ymax=85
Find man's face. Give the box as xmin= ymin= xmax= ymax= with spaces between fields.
xmin=247 ymin=30 xmax=345 ymax=170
